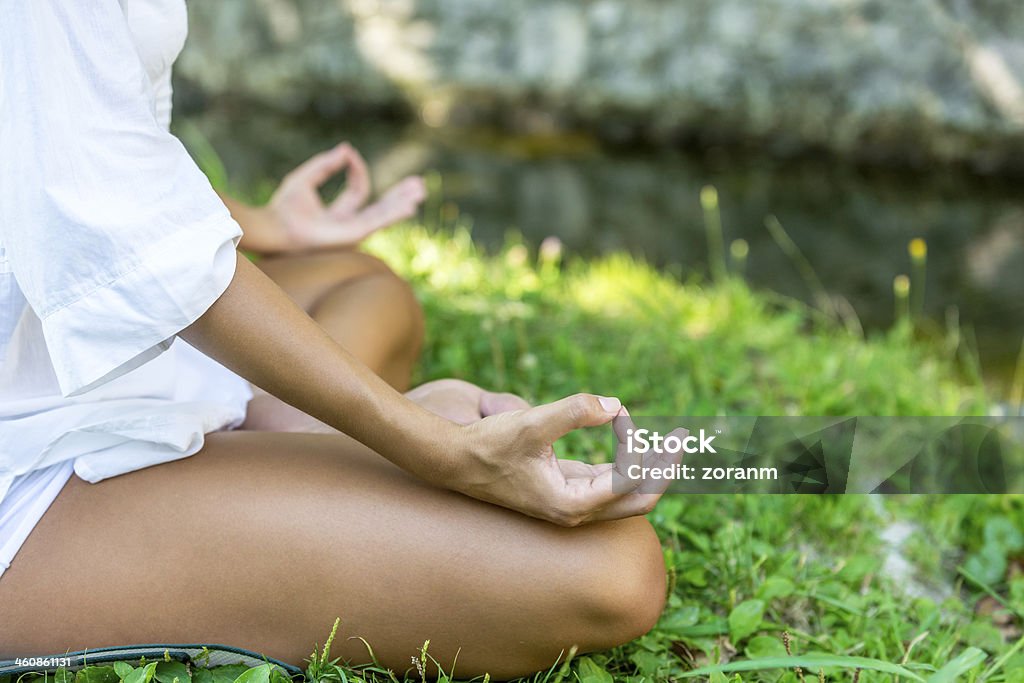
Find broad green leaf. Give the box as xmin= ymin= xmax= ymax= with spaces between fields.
xmin=576 ymin=657 xmax=613 ymax=683
xmin=210 ymin=666 xmax=248 ymax=683
xmin=926 ymin=647 xmax=987 ymax=683
xmin=629 ymin=650 xmax=663 ymax=676
xmin=123 ymin=662 xmax=157 ymax=683
xmin=659 ymin=605 xmax=700 ymax=632
xmin=77 ymin=667 xmax=119 ymax=683
xmin=745 ymin=635 xmax=788 ymax=659
xmin=676 ymin=653 xmax=924 ymax=680
xmin=964 ymin=545 xmax=1008 ymax=586
xmin=757 ymin=577 xmax=795 ymax=602
xmin=984 ymin=517 xmax=1024 ymax=552
xmin=728 ymin=599 xmax=765 ymax=643
xmin=113 ymin=664 xmax=135 ymax=681
xmin=681 ymin=567 xmax=707 ymax=587
xmin=231 ymin=665 xmax=270 ymax=683
xmin=675 ymin=619 xmax=728 ymax=638
xmin=154 ymin=662 xmax=190 ymax=683
xmin=55 ymin=669 xmax=74 ymax=683
xmin=190 ymin=670 xmax=213 ymax=683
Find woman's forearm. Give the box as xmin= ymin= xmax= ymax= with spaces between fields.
xmin=181 ymin=252 xmax=460 ymax=475
xmin=218 ymin=192 xmax=288 ymax=254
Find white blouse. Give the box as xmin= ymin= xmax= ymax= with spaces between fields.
xmin=0 ymin=0 xmax=252 ymax=568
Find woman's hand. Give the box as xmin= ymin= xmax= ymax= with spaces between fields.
xmin=232 ymin=142 xmax=426 ymax=254
xmin=406 ymin=381 xmax=682 ymax=524
xmin=442 ymin=394 xmax=684 ymax=527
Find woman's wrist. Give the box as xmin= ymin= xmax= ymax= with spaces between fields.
xmin=313 ymin=369 xmax=469 ymax=483
xmin=218 ymin=193 xmax=289 ymax=254
xmin=385 ymin=404 xmax=470 ymax=485
xmin=408 ymin=414 xmax=470 ymax=485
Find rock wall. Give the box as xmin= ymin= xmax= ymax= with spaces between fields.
xmin=175 ymin=0 xmax=1024 ymax=172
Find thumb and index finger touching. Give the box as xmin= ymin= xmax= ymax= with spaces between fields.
xmin=525 ymin=393 xmax=624 ymax=443
xmin=286 ymin=141 xmax=373 ymax=212
xmin=525 ymin=393 xmax=689 ymax=523
xmin=287 ymin=142 xmax=357 ymax=187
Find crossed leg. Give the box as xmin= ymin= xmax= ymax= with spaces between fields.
xmin=0 ymin=431 xmax=667 ymax=679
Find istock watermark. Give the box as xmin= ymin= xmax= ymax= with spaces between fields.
xmin=626 ymin=427 xmax=718 ymax=454
xmin=610 ymin=416 xmax=1024 ymax=494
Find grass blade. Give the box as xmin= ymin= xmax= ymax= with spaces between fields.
xmin=925 ymin=647 xmax=987 ymax=683
xmin=764 ymin=214 xmax=838 ymax=321
xmin=676 ymin=653 xmax=924 ymax=681
xmin=980 ymin=635 xmax=1024 ymax=681
xmin=957 ymin=565 xmax=1024 ymax=620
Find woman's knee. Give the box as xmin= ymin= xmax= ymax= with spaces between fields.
xmin=310 ymin=252 xmax=425 ymax=356
xmin=334 ymin=250 xmax=395 ymax=278
xmin=567 ymin=516 xmax=668 ymax=651
xmin=358 ymin=268 xmax=425 ymax=357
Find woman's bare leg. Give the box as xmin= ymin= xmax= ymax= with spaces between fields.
xmin=244 ymin=250 xmax=424 ymax=431
xmin=0 ymin=431 xmax=666 ymax=679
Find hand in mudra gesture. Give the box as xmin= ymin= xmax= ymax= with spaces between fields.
xmin=409 ymin=381 xmax=685 ymax=526
xmin=268 ymin=142 xmax=426 ymax=251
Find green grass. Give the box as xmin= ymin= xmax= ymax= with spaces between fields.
xmin=367 ymin=223 xmax=985 ymax=420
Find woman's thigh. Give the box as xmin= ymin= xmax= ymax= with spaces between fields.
xmin=0 ymin=431 xmax=666 ymax=679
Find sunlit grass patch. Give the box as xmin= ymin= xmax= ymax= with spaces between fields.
xmin=366 ymin=223 xmax=987 ymax=420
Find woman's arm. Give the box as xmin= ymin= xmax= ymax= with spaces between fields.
xmin=181 ymin=253 xmax=678 ymax=526
xmin=218 ymin=143 xmax=425 ymax=255
xmin=183 ymin=252 xmax=456 ymax=470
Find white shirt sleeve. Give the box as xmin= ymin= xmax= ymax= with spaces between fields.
xmin=0 ymin=1 xmax=241 ymax=397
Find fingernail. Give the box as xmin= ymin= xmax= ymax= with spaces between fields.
xmin=618 ymin=405 xmax=630 ymax=416
xmin=598 ymin=396 xmax=621 ymax=413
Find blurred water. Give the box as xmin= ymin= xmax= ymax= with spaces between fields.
xmin=176 ymin=104 xmax=1024 ymax=397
